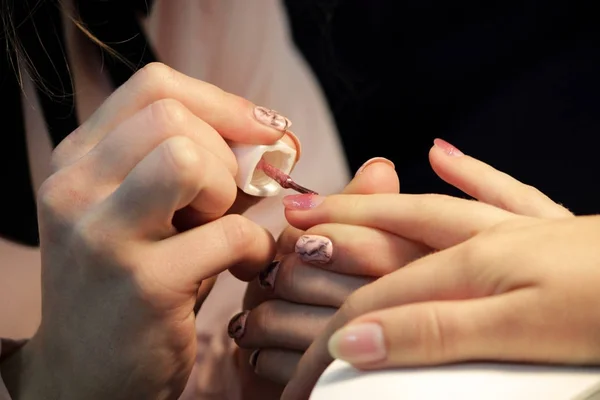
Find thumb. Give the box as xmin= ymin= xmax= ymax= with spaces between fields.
xmin=277 ymin=157 xmax=398 ymax=255
xmin=343 ymin=157 xmax=399 ymax=195
xmin=327 ymin=293 xmax=532 ymax=368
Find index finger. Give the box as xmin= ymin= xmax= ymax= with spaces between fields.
xmin=53 ymin=63 xmax=290 ymax=170
xmin=284 ymin=193 xmax=521 ymax=250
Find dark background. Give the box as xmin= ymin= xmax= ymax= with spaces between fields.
xmin=284 ymin=0 xmax=600 ymax=214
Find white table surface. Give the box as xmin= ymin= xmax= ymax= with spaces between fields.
xmin=310 ymin=360 xmax=600 ymax=400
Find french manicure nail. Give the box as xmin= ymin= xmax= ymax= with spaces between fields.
xmin=433 ymin=138 xmax=464 ymax=157
xmin=328 ymin=323 xmax=387 ymax=364
xmin=295 ymin=235 xmax=333 ymax=264
xmin=258 ymin=261 xmax=280 ymax=289
xmin=355 ymin=157 xmax=396 ymax=176
xmin=227 ymin=311 xmax=249 ymax=339
xmin=254 ymin=106 xmax=292 ymax=131
xmin=249 ymin=349 xmax=260 ymax=369
xmin=282 ymin=194 xmax=325 ymax=210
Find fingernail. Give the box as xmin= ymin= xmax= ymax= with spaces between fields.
xmin=328 ymin=323 xmax=387 ymax=364
xmin=258 ymin=261 xmax=280 ymax=289
xmin=283 ymin=194 xmax=325 ymax=210
xmin=355 ymin=157 xmax=395 ymax=176
xmin=227 ymin=311 xmax=249 ymax=339
xmin=254 ymin=106 xmax=292 ymax=132
xmin=433 ymin=138 xmax=464 ymax=157
xmin=249 ymin=349 xmax=260 ymax=369
xmin=295 ymin=235 xmax=333 ymax=264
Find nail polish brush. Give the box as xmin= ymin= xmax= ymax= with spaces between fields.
xmin=230 ymin=140 xmax=318 ymax=197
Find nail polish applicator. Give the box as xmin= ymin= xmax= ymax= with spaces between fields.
xmin=230 ymin=140 xmax=318 ymax=197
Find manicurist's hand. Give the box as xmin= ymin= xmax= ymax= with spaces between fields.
xmin=1 ymin=63 xmax=299 ymax=400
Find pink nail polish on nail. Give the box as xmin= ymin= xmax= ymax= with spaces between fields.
xmin=295 ymin=235 xmax=333 ymax=264
xmin=254 ymin=106 xmax=292 ymax=131
xmin=282 ymin=194 xmax=324 ymax=210
xmin=433 ymin=138 xmax=464 ymax=157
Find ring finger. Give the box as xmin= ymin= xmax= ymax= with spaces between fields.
xmin=256 ymin=258 xmax=371 ymax=308
xmin=229 ymin=300 xmax=335 ymax=351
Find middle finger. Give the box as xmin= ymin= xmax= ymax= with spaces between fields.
xmin=74 ymin=99 xmax=236 ymax=185
xmin=293 ymin=223 xmax=429 ymax=276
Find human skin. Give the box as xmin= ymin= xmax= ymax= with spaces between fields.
xmin=0 ymin=62 xmax=299 ymax=400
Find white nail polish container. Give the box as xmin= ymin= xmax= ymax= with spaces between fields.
xmin=230 ymin=139 xmax=297 ymax=197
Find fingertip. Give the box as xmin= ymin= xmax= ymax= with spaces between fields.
xmin=355 ymin=157 xmax=395 ymax=176
xmin=328 ymin=322 xmax=387 ymax=366
xmin=428 ymin=144 xmax=455 ymax=183
xmin=229 ymin=229 xmax=278 ymax=282
xmin=344 ymin=157 xmax=399 ymax=194
xmin=251 ymin=106 xmax=293 ymax=144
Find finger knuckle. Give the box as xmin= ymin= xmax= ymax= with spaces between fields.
xmin=458 ymin=239 xmax=486 ymax=267
xmin=498 ymin=184 xmax=541 ymax=211
xmin=49 ymin=142 xmax=69 ymax=172
xmin=37 ymin=172 xmax=86 ymax=219
xmin=420 ymin=306 xmax=451 ymax=363
xmin=149 ymin=98 xmax=190 ymax=136
xmin=218 ymin=214 xmax=261 ymax=255
xmin=456 ymin=239 xmax=498 ymax=284
xmin=158 ymin=138 xmax=208 ymax=198
xmin=134 ymin=62 xmax=177 ymax=91
xmin=160 ymin=136 xmax=201 ymax=180
xmin=37 ymin=174 xmax=64 ymax=215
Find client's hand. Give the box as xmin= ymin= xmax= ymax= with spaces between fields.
xmin=0 ymin=63 xmax=298 ymax=400
xmin=281 ymin=140 xmax=582 ymax=400
xmin=239 ymin=139 xmax=572 ymax=398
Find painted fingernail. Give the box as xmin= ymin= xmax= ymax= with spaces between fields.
xmin=227 ymin=311 xmax=249 ymax=339
xmin=282 ymin=194 xmax=325 ymax=210
xmin=433 ymin=138 xmax=464 ymax=157
xmin=295 ymin=235 xmax=332 ymax=264
xmin=328 ymin=323 xmax=387 ymax=364
xmin=249 ymin=349 xmax=260 ymax=369
xmin=254 ymin=106 xmax=292 ymax=131
xmin=258 ymin=261 xmax=280 ymax=289
xmin=355 ymin=157 xmax=395 ymax=176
